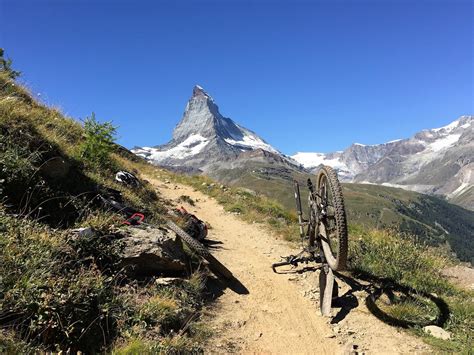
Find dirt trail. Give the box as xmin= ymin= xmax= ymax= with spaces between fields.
xmin=149 ymin=178 xmax=431 ymax=354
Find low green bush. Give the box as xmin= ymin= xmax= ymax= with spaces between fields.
xmin=80 ymin=113 xmax=117 ymax=168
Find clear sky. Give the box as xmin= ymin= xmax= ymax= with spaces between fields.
xmin=1 ymin=0 xmax=472 ymax=154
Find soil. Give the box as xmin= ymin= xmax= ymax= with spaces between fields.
xmin=149 ymin=178 xmax=432 ymax=354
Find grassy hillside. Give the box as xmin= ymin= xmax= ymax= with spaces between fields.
xmin=344 ymin=183 xmax=474 ymax=263
xmin=214 ymin=166 xmax=474 ymax=264
xmin=0 ymin=70 xmax=209 ymax=352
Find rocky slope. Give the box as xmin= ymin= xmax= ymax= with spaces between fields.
xmin=293 ymin=116 xmax=473 ymax=209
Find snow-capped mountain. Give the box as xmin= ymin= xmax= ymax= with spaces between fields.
xmin=292 ymin=115 xmax=473 ymax=208
xmin=133 ymin=85 xmax=298 ymax=173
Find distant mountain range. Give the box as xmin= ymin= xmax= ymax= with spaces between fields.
xmin=292 ymin=115 xmax=473 ymax=210
xmin=133 ymin=86 xmax=473 ymax=210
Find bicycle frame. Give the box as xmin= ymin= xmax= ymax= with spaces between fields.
xmin=271 ymin=179 xmax=326 ymax=272
xmin=272 ymin=168 xmax=347 ymax=316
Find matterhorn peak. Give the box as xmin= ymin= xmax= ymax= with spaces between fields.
xmin=192 ymin=85 xmax=213 ymax=101
xmin=133 ymin=85 xmax=282 ymax=169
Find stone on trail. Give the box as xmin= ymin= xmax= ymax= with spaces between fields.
xmin=422 ymin=325 xmax=451 ymax=340
xmin=119 ymin=226 xmax=187 ymax=276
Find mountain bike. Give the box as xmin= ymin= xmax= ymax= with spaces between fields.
xmin=272 ymin=166 xmax=348 ymax=315
xmin=98 ymin=188 xmax=233 ymax=280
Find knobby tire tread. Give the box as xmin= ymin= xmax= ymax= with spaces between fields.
xmin=166 ymin=220 xmax=233 ymax=279
xmin=317 ymin=166 xmax=348 ymax=271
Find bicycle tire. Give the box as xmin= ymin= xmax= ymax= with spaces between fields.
xmin=166 ymin=220 xmax=233 ymax=279
xmin=316 ymin=166 xmax=348 ymax=271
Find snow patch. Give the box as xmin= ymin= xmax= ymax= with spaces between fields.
xmin=224 ymin=132 xmax=279 ymax=154
xmin=428 ymin=134 xmax=461 ymax=152
xmin=449 ymin=182 xmax=470 ymax=197
xmin=432 ymin=119 xmax=460 ymax=132
xmin=291 ymin=152 xmax=350 ymax=175
xmin=448 ymin=169 xmax=472 ymax=198
xmin=133 ymin=134 xmax=209 ymax=162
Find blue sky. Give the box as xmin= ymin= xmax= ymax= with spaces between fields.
xmin=1 ymin=0 xmax=472 ymax=154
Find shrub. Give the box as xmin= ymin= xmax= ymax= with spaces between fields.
xmin=0 ymin=48 xmax=21 ymax=79
xmin=80 ymin=113 xmax=117 ymax=167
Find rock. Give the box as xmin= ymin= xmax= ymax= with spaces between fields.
xmin=71 ymin=227 xmax=96 ymax=238
xmin=119 ymin=226 xmax=187 ymax=276
xmin=155 ymin=277 xmax=181 ymax=286
xmin=344 ymin=343 xmax=360 ymax=355
xmin=240 ymin=188 xmax=257 ymax=196
xmin=378 ymin=292 xmax=392 ymax=305
xmin=423 ymin=325 xmax=451 ymax=340
xmin=40 ymin=157 xmax=71 ymax=179
xmin=254 ymin=332 xmax=262 ymax=340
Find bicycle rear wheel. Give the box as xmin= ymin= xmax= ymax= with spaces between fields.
xmin=316 ymin=166 xmax=348 ymax=271
xmin=166 ymin=220 xmax=233 ymax=279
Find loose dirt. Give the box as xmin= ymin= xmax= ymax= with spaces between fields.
xmin=149 ymin=178 xmax=432 ymax=354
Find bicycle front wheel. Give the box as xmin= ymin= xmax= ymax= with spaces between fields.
xmin=316 ymin=166 xmax=348 ymax=271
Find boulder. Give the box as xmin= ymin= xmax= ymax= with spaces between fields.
xmin=119 ymin=226 xmax=187 ymax=276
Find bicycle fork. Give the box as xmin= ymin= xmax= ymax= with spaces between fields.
xmin=294 ymin=180 xmax=305 ymax=239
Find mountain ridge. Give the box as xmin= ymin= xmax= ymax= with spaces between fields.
xmin=292 ymin=115 xmax=473 ymax=209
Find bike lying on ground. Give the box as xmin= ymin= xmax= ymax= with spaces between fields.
xmin=272 ymin=166 xmax=348 ymax=316
xmin=98 ymin=185 xmax=233 ymax=280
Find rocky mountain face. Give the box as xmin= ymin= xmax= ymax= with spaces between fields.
xmin=292 ymin=116 xmax=474 ymax=210
xmin=132 ymin=85 xmax=301 ymax=176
